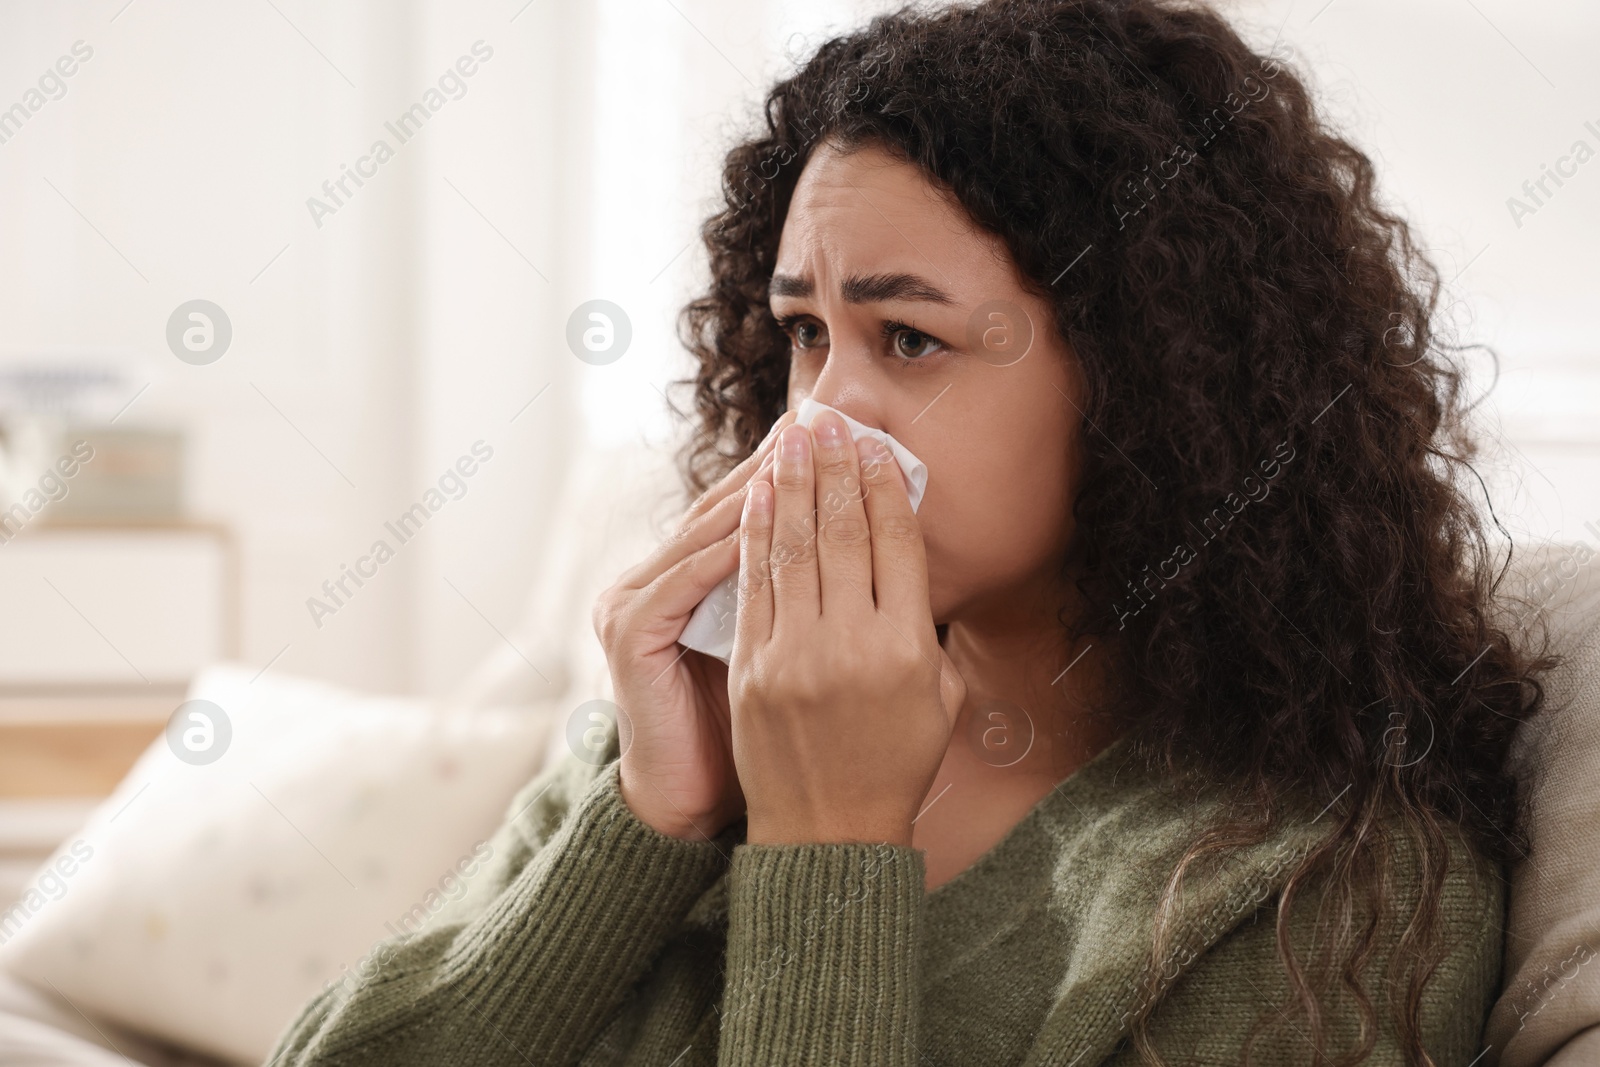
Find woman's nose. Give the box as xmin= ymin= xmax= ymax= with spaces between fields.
xmin=805 ymin=351 xmax=887 ymax=434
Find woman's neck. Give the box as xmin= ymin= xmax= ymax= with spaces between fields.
xmin=914 ymin=578 xmax=1121 ymax=890
xmin=939 ymin=576 xmax=1119 ymax=783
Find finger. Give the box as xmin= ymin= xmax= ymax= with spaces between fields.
xmin=735 ymin=478 xmax=775 ymax=655
xmin=752 ymin=447 xmax=776 ymax=484
xmin=808 ymin=410 xmax=874 ymax=617
xmin=859 ymin=437 xmax=931 ymax=626
xmin=769 ymin=424 xmax=821 ymax=627
xmin=638 ymin=528 xmax=742 ymax=628
xmin=683 ymin=409 xmax=797 ymax=521
xmin=619 ymin=411 xmax=795 ymax=588
xmin=616 ymin=485 xmax=747 ymax=591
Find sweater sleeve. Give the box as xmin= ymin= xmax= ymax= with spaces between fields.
xmin=263 ymin=757 xmax=733 ymax=1067
xmin=716 ymin=840 xmax=927 ymax=1066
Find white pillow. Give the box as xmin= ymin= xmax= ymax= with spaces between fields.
xmin=0 ymin=664 xmax=555 ymax=1065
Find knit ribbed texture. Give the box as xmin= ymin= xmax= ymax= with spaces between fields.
xmin=264 ymin=733 xmax=1503 ymax=1067
xmin=719 ymin=841 xmax=924 ymax=1064
xmin=266 ymin=758 xmax=732 ymax=1065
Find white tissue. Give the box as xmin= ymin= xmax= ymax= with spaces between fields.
xmin=676 ymin=398 xmax=929 ymax=663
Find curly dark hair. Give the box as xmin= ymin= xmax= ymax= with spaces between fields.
xmin=675 ymin=0 xmax=1552 ymax=1062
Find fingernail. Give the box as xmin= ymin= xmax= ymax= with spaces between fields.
xmin=811 ymin=411 xmax=846 ymax=448
xmin=862 ymin=437 xmax=892 ymax=464
xmin=747 ymin=479 xmax=772 ymax=515
xmin=779 ymin=425 xmax=808 ymax=464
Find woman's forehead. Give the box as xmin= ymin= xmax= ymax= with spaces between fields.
xmin=775 ymin=145 xmax=1013 ymax=299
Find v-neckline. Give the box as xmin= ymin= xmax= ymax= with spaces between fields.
xmin=924 ymin=730 xmax=1138 ymax=909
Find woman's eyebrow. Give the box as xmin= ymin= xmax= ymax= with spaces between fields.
xmin=769 ymin=273 xmax=813 ymax=299
xmin=843 ymin=272 xmax=954 ymax=305
xmin=768 ymin=271 xmax=954 ymax=305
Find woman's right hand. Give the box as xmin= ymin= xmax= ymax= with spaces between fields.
xmin=592 ymin=411 xmax=796 ymax=841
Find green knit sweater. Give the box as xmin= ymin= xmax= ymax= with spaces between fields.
xmin=265 ymin=729 xmax=1503 ymax=1066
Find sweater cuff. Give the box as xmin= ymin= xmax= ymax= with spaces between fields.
xmin=454 ymin=759 xmax=734 ymax=1035
xmin=718 ymin=841 xmax=924 ymax=1066
xmin=495 ymin=755 xmax=731 ymax=950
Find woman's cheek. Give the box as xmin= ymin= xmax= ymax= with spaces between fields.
xmin=911 ymin=494 xmax=960 ymax=620
xmin=927 ymin=557 xmax=956 ymax=622
xmin=916 ymin=482 xmax=1007 ymax=619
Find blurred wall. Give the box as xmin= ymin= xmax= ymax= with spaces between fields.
xmin=1234 ymin=0 xmax=1600 ymax=548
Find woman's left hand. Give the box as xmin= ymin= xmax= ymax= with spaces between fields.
xmin=729 ymin=411 xmax=966 ymax=846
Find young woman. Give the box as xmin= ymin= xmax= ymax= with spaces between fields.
xmin=268 ymin=1 xmax=1549 ymax=1064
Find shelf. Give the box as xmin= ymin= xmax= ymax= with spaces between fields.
xmin=0 ymin=692 xmax=174 ymax=798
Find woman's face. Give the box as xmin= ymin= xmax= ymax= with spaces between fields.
xmin=772 ymin=140 xmax=1085 ymax=625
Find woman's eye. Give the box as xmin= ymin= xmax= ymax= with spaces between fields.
xmin=891 ymin=327 xmax=942 ymax=360
xmin=786 ymin=319 xmax=827 ymax=349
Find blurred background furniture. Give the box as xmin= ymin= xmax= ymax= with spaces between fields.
xmin=0 ymin=440 xmax=676 ymax=1065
